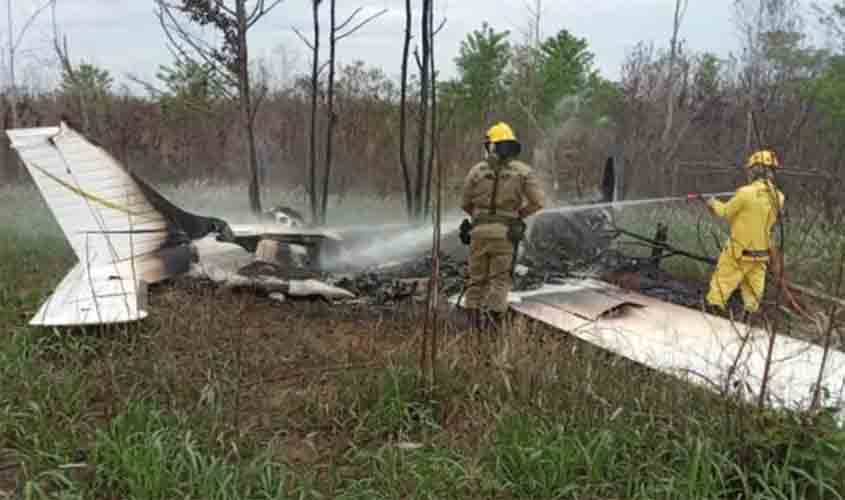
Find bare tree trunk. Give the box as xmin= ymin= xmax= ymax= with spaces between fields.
xmin=423 ymin=0 xmax=436 ymax=219
xmin=661 ymin=0 xmax=685 ymax=146
xmin=320 ymin=0 xmax=337 ymax=225
xmin=414 ymin=0 xmax=431 ymax=221
xmin=236 ymin=0 xmax=262 ymax=215
xmin=7 ymin=0 xmax=16 ymax=130
xmin=399 ymin=0 xmax=413 ymax=220
xmin=308 ymin=0 xmax=321 ymax=224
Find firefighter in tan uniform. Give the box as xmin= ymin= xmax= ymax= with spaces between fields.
xmin=460 ymin=122 xmax=545 ymax=330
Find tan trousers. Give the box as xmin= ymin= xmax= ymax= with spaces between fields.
xmin=464 ymin=234 xmax=514 ymax=313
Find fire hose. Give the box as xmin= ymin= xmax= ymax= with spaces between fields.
xmin=614 ymin=226 xmax=814 ymax=318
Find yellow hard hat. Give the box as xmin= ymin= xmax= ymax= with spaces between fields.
xmin=485 ymin=122 xmax=517 ymax=144
xmin=746 ymin=149 xmax=779 ymax=169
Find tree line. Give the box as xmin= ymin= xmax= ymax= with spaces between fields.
xmin=3 ymin=0 xmax=845 ymax=224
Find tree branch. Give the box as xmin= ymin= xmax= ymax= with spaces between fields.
xmin=250 ymin=83 xmax=269 ymax=123
xmin=155 ymin=1 xmax=238 ymax=88
xmin=216 ymin=1 xmax=237 ymax=18
xmin=336 ymin=9 xmax=388 ymax=42
xmin=12 ymin=0 xmax=55 ymax=51
xmin=318 ymin=60 xmax=330 ymax=77
xmin=433 ymin=17 xmax=447 ymax=36
xmin=414 ymin=47 xmax=423 ymax=73
xmin=292 ymin=26 xmax=315 ymax=51
xmin=126 ymin=72 xmax=229 ymax=113
xmin=248 ymin=0 xmax=285 ymax=27
xmin=336 ymin=7 xmax=364 ymax=32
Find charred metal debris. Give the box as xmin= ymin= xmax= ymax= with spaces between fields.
xmin=233 ymin=206 xmax=710 ymax=310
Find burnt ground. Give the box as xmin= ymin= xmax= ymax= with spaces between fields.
xmin=315 ymin=210 xmax=811 ymax=326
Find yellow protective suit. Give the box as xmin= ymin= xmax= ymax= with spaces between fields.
xmin=705 ymin=179 xmax=785 ymax=313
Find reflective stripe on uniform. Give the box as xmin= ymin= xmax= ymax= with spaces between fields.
xmin=742 ymin=249 xmax=769 ymax=258
xmin=473 ymin=213 xmax=518 ymax=225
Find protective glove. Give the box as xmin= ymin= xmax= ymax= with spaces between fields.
xmin=686 ymin=192 xmax=702 ymax=202
xmin=459 ymin=219 xmax=472 ymax=245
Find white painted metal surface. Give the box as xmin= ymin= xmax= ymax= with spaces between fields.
xmin=508 ymin=279 xmax=845 ymax=419
xmin=189 ymin=237 xmax=355 ymax=300
xmin=8 ymin=123 xmax=350 ymax=326
xmin=27 ymin=262 xmax=147 ymax=326
xmin=8 ymin=125 xmax=172 ymax=264
xmin=7 ymin=124 xmax=175 ymax=325
xmin=230 ymin=223 xmax=342 ymax=241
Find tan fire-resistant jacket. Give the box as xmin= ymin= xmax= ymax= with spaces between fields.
xmin=461 ymin=158 xmax=545 ymax=239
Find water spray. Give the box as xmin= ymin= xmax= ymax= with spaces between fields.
xmin=537 ymin=192 xmax=735 ymax=216
xmin=326 ymin=191 xmax=734 ymax=269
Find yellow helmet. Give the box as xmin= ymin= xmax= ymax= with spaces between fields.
xmin=485 ymin=122 xmax=517 ymax=144
xmin=746 ymin=149 xmax=779 ymax=169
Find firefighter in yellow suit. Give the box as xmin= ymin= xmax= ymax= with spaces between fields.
xmin=703 ymin=150 xmax=785 ymax=315
xmin=461 ymin=122 xmax=545 ymax=330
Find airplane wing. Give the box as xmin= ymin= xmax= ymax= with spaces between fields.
xmin=7 ymin=123 xmax=193 ymax=326
xmin=507 ymin=279 xmax=845 ymax=419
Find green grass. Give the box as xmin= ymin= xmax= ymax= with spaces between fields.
xmin=2 ymin=182 xmax=845 ymax=499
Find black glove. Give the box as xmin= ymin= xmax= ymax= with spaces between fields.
xmin=507 ymin=219 xmax=527 ymax=243
xmin=459 ymin=219 xmax=472 ymax=245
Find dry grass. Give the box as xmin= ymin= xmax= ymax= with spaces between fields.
xmin=2 ymin=183 xmax=845 ymax=499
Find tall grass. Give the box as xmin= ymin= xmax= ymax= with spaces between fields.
xmin=2 ymin=183 xmax=845 ymax=499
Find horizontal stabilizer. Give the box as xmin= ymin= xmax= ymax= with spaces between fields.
xmin=31 ymin=263 xmax=147 ymax=326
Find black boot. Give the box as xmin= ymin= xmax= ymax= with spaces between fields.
xmin=467 ymin=309 xmax=483 ymax=332
xmin=487 ymin=311 xmax=504 ymax=333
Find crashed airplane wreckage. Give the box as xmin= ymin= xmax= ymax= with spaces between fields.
xmin=9 ymin=123 xmax=845 ymax=422
xmin=6 ymin=122 xmax=353 ymax=326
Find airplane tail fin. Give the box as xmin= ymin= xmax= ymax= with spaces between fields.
xmin=6 ymin=122 xmax=197 ymax=326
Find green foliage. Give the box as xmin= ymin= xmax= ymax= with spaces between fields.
xmin=336 ymin=60 xmax=397 ymax=101
xmin=156 ymin=58 xmax=229 ymax=116
xmin=338 ymin=446 xmax=484 ymax=499
xmin=693 ymin=52 xmax=722 ymax=102
xmin=449 ymin=22 xmax=512 ymax=123
xmin=92 ymin=400 xmax=299 ymax=500
xmin=578 ymin=73 xmax=624 ymax=128
xmin=59 ymin=62 xmax=113 ymax=101
xmin=362 ymin=366 xmax=441 ymax=440
xmin=486 ymin=410 xmax=845 ymax=499
xmin=172 ymin=0 xmax=241 ymax=74
xmin=537 ymin=29 xmax=597 ymax=120
xmin=442 ymin=24 xmax=605 ymax=132
xmin=811 ymin=55 xmax=845 ymax=129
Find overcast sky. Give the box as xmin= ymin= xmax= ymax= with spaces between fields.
xmin=1 ymin=0 xmax=830 ymax=93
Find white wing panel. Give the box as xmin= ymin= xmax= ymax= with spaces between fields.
xmin=510 ymin=279 xmax=845 ymax=419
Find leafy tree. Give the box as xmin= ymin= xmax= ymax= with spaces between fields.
xmin=693 ymin=53 xmax=722 ymax=101
xmin=537 ymin=29 xmax=596 ymax=122
xmin=156 ymin=59 xmax=229 ymax=118
xmin=155 ymin=0 xmax=284 ymax=215
xmin=60 ymin=62 xmax=113 ymax=101
xmin=580 ymin=73 xmax=623 ymax=127
xmin=450 ymin=22 xmax=512 ymax=124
